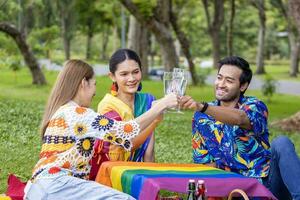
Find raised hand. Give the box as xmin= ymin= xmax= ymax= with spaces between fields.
xmin=160 ymin=93 xmax=179 ymax=109
xmin=179 ymin=95 xmax=198 ymax=111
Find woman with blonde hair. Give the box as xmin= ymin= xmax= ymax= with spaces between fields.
xmin=24 ymin=59 xmax=178 ymax=200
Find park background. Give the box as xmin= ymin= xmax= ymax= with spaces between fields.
xmin=0 ymin=0 xmax=300 ymax=194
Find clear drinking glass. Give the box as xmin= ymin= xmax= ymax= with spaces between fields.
xmin=163 ymin=70 xmax=188 ymax=113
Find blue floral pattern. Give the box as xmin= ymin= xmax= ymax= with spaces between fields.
xmin=192 ymin=95 xmax=271 ymax=178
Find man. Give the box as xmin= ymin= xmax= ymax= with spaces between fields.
xmin=180 ymin=56 xmax=300 ymax=200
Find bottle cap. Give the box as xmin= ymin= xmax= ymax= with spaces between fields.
xmin=197 ymin=180 xmax=204 ymax=184
xmin=189 ymin=179 xmax=195 ymax=183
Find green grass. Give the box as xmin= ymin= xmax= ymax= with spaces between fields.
xmin=254 ymin=64 xmax=300 ymax=82
xmin=0 ymin=67 xmax=299 ymax=193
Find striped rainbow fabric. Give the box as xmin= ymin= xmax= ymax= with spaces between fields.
xmin=95 ymin=162 xmax=277 ymax=200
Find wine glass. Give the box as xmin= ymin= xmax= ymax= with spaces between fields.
xmin=172 ymin=70 xmax=188 ymax=113
xmin=163 ymin=69 xmax=188 ymax=113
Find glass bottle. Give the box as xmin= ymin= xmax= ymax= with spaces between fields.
xmin=187 ymin=179 xmax=197 ymax=200
xmin=196 ymin=180 xmax=206 ymax=200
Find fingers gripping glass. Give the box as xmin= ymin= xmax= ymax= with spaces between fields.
xmin=163 ymin=68 xmax=188 ymax=113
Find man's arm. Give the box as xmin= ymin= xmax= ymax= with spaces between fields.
xmin=180 ymin=96 xmax=251 ymax=129
xmin=198 ymin=103 xmax=251 ymax=129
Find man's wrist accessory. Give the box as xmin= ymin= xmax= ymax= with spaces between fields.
xmin=200 ymin=102 xmax=209 ymax=113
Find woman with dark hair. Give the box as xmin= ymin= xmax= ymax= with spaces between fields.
xmin=24 ymin=59 xmax=178 ymax=199
xmin=90 ymin=49 xmax=159 ymax=180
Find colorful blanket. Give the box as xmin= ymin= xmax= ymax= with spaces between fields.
xmin=95 ymin=162 xmax=277 ymax=200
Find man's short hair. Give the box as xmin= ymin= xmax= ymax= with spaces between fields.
xmin=218 ymin=56 xmax=252 ymax=86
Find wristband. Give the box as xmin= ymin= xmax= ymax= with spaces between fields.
xmin=200 ymin=102 xmax=209 ymax=113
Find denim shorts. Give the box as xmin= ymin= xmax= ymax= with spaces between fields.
xmin=24 ymin=175 xmax=135 ymax=200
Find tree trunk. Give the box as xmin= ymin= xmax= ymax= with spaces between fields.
xmin=256 ymin=25 xmax=265 ymax=74
xmin=139 ymin=29 xmax=149 ymax=78
xmin=86 ymin=21 xmax=93 ymax=60
xmin=255 ymin=0 xmax=266 ymax=74
xmin=202 ymin=0 xmax=224 ymax=68
xmin=289 ymin=0 xmax=300 ymax=34
xmin=287 ymin=0 xmax=300 ymax=76
xmin=58 ymin=0 xmax=76 ymax=60
xmin=63 ymin=34 xmax=71 ymax=60
xmin=211 ymin=30 xmax=221 ymax=69
xmin=289 ymin=33 xmax=300 ymax=77
xmin=0 ymin=22 xmax=47 ymax=85
xmin=61 ymin=15 xmax=71 ymax=60
xmin=100 ymin=28 xmax=109 ymax=60
xmin=157 ymin=35 xmax=179 ymax=71
xmin=227 ymin=0 xmax=235 ymax=56
xmin=128 ymin=16 xmax=149 ymax=77
xmin=128 ymin=16 xmax=140 ymax=51
xmin=273 ymin=0 xmax=299 ymax=77
xmin=120 ymin=0 xmax=179 ymax=71
xmin=149 ymin=34 xmax=156 ymax=68
xmin=170 ymin=5 xmax=199 ymax=85
xmin=112 ymin=26 xmax=118 ymax=53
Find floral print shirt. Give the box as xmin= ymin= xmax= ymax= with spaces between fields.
xmin=192 ymin=95 xmax=271 ymax=178
xmin=31 ymin=101 xmax=140 ymax=181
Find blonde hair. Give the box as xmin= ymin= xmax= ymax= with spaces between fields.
xmin=40 ymin=59 xmax=94 ymax=137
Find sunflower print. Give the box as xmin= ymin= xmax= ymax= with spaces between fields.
xmin=115 ymin=121 xmax=139 ymax=139
xmin=31 ymin=102 xmax=142 ymax=181
xmin=74 ymin=123 xmax=87 ymax=136
xmin=104 ymin=132 xmax=116 ymax=142
xmin=91 ymin=115 xmax=114 ymax=131
xmin=77 ymin=137 xmax=94 ymax=157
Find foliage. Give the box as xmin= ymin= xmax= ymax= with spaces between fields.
xmin=132 ymin=0 xmax=157 ymax=18
xmin=0 ymin=0 xmax=19 ymax=23
xmin=261 ymin=75 xmax=278 ymax=102
xmin=0 ymin=0 xmax=295 ymax=63
xmin=28 ymin=25 xmax=60 ymax=57
xmin=197 ymin=68 xmax=212 ymax=86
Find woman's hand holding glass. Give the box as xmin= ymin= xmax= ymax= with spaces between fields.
xmin=163 ymin=68 xmax=188 ymax=113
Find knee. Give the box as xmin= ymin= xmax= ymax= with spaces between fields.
xmin=271 ymin=135 xmax=294 ymax=153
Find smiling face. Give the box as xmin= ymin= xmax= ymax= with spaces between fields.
xmin=110 ymin=59 xmax=142 ymax=95
xmin=214 ymin=64 xmax=248 ymax=103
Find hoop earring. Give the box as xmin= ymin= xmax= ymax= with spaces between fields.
xmin=111 ymin=82 xmax=118 ymax=96
xmin=137 ymin=82 xmax=142 ymax=92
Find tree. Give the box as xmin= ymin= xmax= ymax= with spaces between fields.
xmin=227 ymin=0 xmax=235 ymax=56
xmin=170 ymin=0 xmax=199 ymax=85
xmin=252 ymin=0 xmax=266 ymax=74
xmin=271 ymin=0 xmax=300 ymax=132
xmin=288 ymin=0 xmax=300 ymax=33
xmin=0 ymin=22 xmax=47 ymax=85
xmin=75 ymin=0 xmax=105 ymax=60
xmin=120 ymin=0 xmax=179 ymax=71
xmin=127 ymin=15 xmax=149 ymax=77
xmin=272 ymin=0 xmax=299 ymax=77
xmin=202 ymin=0 xmax=224 ymax=68
xmin=57 ymin=0 xmax=76 ymax=60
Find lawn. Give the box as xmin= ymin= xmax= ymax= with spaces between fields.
xmin=0 ymin=67 xmax=299 ymax=193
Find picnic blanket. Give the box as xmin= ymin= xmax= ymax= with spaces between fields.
xmin=95 ymin=161 xmax=277 ymax=200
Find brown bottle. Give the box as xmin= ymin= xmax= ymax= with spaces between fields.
xmin=196 ymin=180 xmax=206 ymax=200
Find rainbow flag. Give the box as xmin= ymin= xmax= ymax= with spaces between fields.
xmin=95 ymin=162 xmax=276 ymax=200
